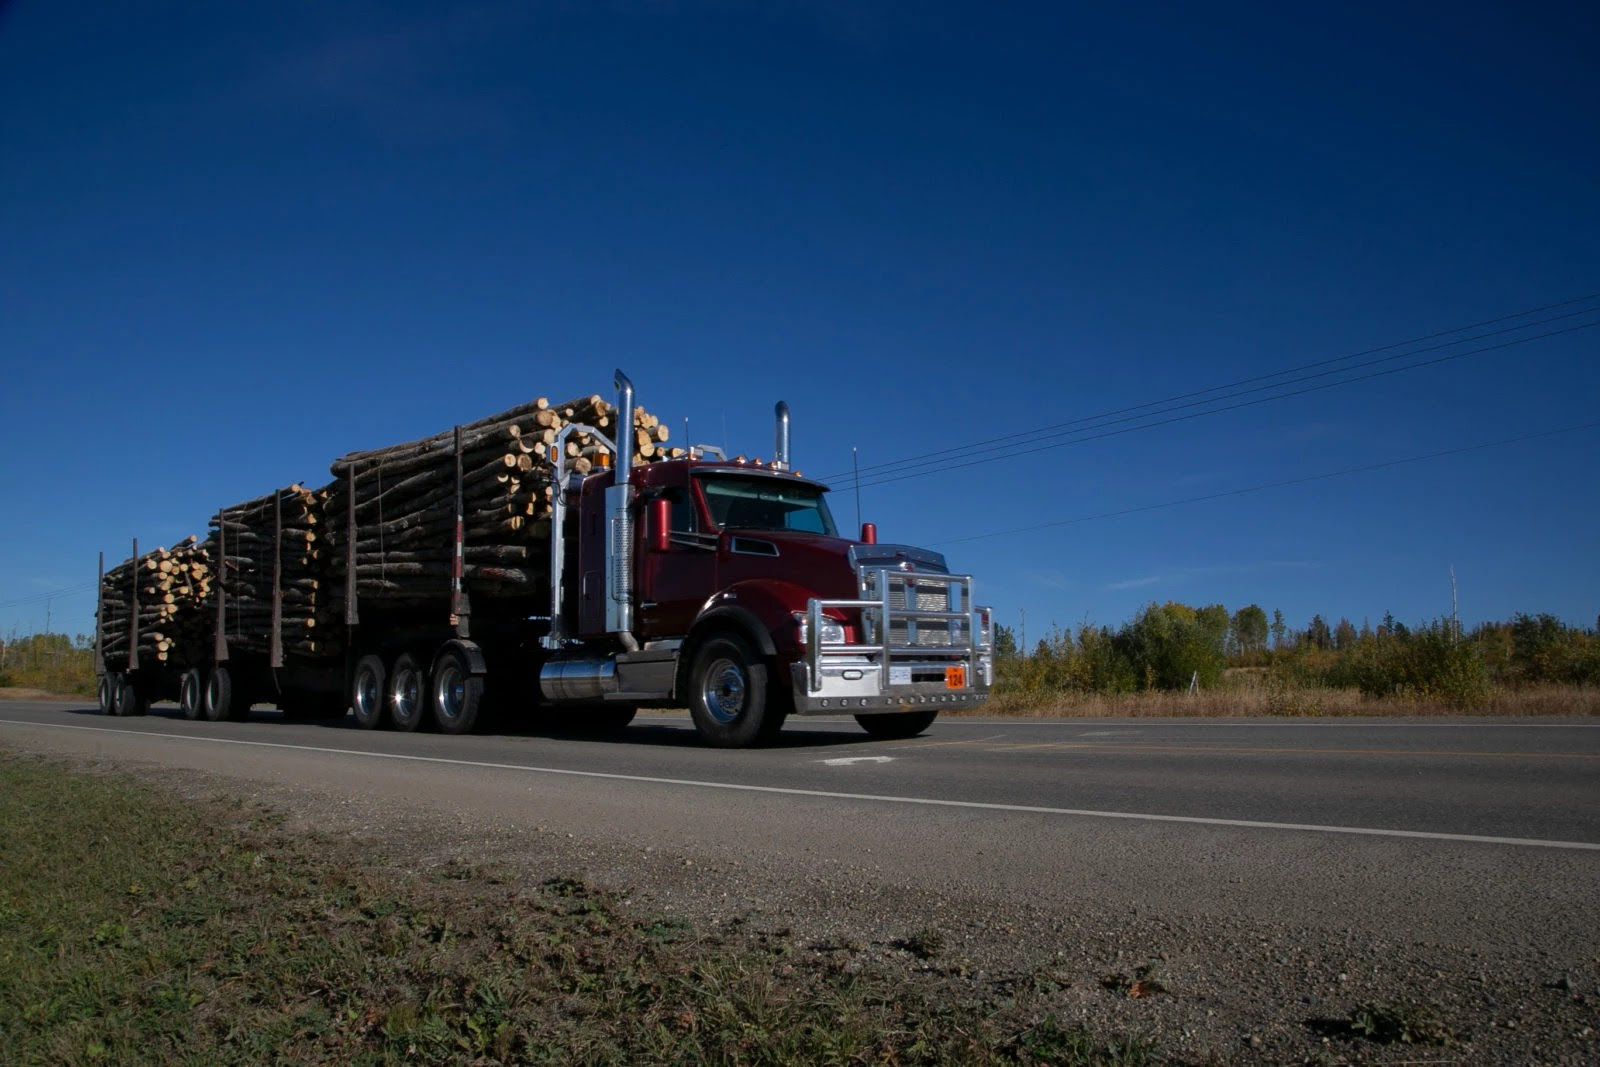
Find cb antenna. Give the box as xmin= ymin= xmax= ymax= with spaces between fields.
xmin=852 ymin=446 xmax=862 ymax=529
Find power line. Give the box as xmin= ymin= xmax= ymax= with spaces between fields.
xmin=819 ymin=292 xmax=1600 ymax=486
xmin=846 ymin=319 xmax=1598 ymax=490
xmin=928 ymin=420 xmax=1600 ymax=548
xmin=0 ymin=583 xmax=98 ymax=610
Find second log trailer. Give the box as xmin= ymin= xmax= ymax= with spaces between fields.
xmin=95 ymin=371 xmax=993 ymax=746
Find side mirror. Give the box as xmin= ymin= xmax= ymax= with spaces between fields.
xmin=648 ymin=497 xmax=672 ymax=552
xmin=860 ymin=522 xmax=877 ymax=545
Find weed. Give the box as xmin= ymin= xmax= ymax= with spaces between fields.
xmin=1346 ymin=999 xmax=1455 ymax=1046
xmin=1013 ymin=1014 xmax=1159 ymax=1065
xmin=899 ymin=926 xmax=947 ymax=959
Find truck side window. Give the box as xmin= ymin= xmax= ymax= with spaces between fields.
xmin=666 ymin=488 xmax=697 ymax=534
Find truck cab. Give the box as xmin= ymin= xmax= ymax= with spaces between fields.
xmin=540 ymin=372 xmax=992 ymax=747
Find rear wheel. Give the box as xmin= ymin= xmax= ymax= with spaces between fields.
xmin=350 ymin=655 xmax=387 ymax=730
xmin=430 ymin=646 xmax=483 ymax=735
xmin=687 ymin=635 xmax=775 ymax=748
xmin=112 ymin=674 xmax=146 ymax=718
xmin=855 ymin=710 xmax=938 ymax=740
xmin=98 ymin=674 xmax=117 ymax=715
xmin=387 ymin=654 xmax=426 ymax=732
xmin=179 ymin=668 xmax=205 ymax=720
xmin=203 ymin=666 xmax=237 ymax=722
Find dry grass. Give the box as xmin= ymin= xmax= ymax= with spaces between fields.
xmin=968 ymin=683 xmax=1600 ymax=719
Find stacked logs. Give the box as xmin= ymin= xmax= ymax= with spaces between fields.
xmin=212 ymin=485 xmax=339 ymax=659
xmin=320 ymin=394 xmax=677 ymax=610
xmin=98 ymin=537 xmax=213 ymax=667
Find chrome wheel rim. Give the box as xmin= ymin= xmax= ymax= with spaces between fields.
xmin=354 ymin=667 xmax=380 ymax=722
xmin=701 ymin=658 xmax=746 ymax=724
xmin=392 ymin=668 xmax=420 ymax=725
xmin=434 ymin=663 xmax=464 ymax=724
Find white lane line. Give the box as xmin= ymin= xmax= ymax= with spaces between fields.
xmin=820 ymin=756 xmax=894 ymax=766
xmin=5 ymin=718 xmax=1599 ymax=852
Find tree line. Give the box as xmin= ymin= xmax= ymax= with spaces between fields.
xmin=994 ymin=604 xmax=1600 ymax=707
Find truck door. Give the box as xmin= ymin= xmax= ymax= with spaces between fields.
xmin=637 ymin=485 xmax=717 ymax=640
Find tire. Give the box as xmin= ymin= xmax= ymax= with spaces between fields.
xmin=98 ymin=674 xmax=117 ymax=715
xmin=687 ymin=635 xmax=775 ymax=748
xmin=855 ymin=710 xmax=938 ymax=740
xmin=387 ymin=654 xmax=427 ymax=732
xmin=203 ymin=666 xmax=236 ymax=722
xmin=429 ymin=646 xmax=483 ymax=735
xmin=350 ymin=655 xmax=387 ymax=730
xmin=179 ymin=668 xmax=205 ymax=720
xmin=112 ymin=674 xmax=146 ymax=718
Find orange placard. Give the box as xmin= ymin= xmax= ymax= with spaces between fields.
xmin=945 ymin=665 xmax=966 ymax=689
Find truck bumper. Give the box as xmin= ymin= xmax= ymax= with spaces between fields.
xmin=788 ymin=661 xmax=989 ymax=715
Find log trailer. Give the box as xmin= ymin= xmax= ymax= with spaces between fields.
xmin=95 ymin=371 xmax=993 ymax=746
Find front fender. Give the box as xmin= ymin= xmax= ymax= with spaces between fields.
xmin=691 ymin=579 xmax=824 ymax=659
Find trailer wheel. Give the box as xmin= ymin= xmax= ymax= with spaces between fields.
xmin=430 ymin=646 xmax=483 ymax=735
xmin=855 ymin=710 xmax=938 ymax=740
xmin=99 ymin=674 xmax=117 ymax=715
xmin=387 ymin=654 xmax=427 ymax=732
xmin=113 ymin=674 xmax=146 ymax=718
xmin=351 ymin=655 xmax=388 ymax=730
xmin=179 ymin=668 xmax=205 ymax=720
xmin=203 ymin=666 xmax=235 ymax=722
xmin=687 ymin=635 xmax=774 ymax=748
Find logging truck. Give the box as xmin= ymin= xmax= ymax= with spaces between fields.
xmin=94 ymin=371 xmax=992 ymax=746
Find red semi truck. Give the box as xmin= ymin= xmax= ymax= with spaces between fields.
xmin=96 ymin=371 xmax=992 ymax=746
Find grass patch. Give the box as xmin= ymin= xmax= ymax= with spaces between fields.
xmin=0 ymin=754 xmax=1151 ymax=1065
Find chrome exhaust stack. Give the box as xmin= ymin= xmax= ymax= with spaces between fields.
xmin=606 ymin=370 xmax=637 ymax=648
xmin=773 ymin=401 xmax=791 ymax=471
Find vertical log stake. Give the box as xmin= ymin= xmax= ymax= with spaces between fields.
xmin=214 ymin=518 xmax=229 ymax=663
xmin=344 ymin=465 xmax=360 ymax=626
xmin=94 ymin=551 xmax=105 ymax=675
xmin=452 ymin=424 xmax=471 ymax=637
xmin=270 ymin=489 xmax=284 ymax=669
xmin=128 ymin=538 xmax=140 ymax=672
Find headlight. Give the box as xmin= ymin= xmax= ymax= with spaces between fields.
xmin=794 ymin=612 xmax=847 ymax=645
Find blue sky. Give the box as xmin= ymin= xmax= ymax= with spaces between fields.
xmin=2 ymin=1 xmax=1596 ymax=643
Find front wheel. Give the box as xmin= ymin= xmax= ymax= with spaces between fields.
xmin=687 ymin=636 xmax=776 ymax=748
xmin=430 ymin=646 xmax=483 ymax=735
xmin=387 ymin=654 xmax=427 ymax=732
xmin=855 ymin=710 xmax=938 ymax=740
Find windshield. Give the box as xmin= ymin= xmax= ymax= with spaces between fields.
xmin=698 ymin=474 xmax=838 ymax=536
